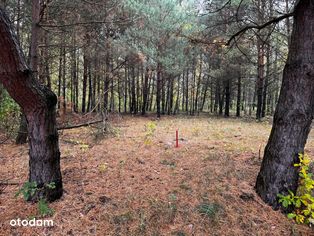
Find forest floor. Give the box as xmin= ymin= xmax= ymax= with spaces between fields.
xmin=0 ymin=114 xmax=313 ymax=236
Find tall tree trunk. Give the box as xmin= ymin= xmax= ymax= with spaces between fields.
xmin=200 ymin=80 xmax=209 ymax=112
xmin=142 ymin=67 xmax=149 ymax=115
xmin=236 ymin=76 xmax=241 ymax=117
xmin=185 ymin=69 xmax=189 ymax=114
xmin=0 ymin=8 xmax=62 ymax=201
xmin=16 ymin=0 xmax=40 ymax=144
xmin=82 ymin=50 xmax=88 ymax=113
xmin=62 ymin=46 xmax=66 ymax=114
xmin=255 ymin=0 xmax=314 ymax=209
xmin=168 ymin=76 xmax=174 ymax=115
xmin=224 ymin=79 xmax=230 ymax=117
xmin=87 ymin=60 xmax=92 ymax=112
xmin=174 ymin=75 xmax=181 ymax=114
xmin=161 ymin=72 xmax=166 ymax=115
xmin=256 ymin=0 xmax=265 ymax=120
xmin=124 ymin=61 xmax=128 ymax=113
xmin=57 ymin=44 xmax=62 ymax=109
xmin=156 ymin=63 xmax=161 ymax=118
xmin=131 ymin=65 xmax=136 ymax=114
xmin=262 ymin=45 xmax=270 ymax=118
xmin=194 ymin=56 xmax=202 ymax=114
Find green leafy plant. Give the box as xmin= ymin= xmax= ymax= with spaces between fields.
xmin=38 ymin=199 xmax=54 ymax=217
xmin=15 ymin=181 xmax=38 ymax=200
xmin=278 ymin=153 xmax=314 ymax=225
xmin=15 ymin=181 xmax=56 ymax=217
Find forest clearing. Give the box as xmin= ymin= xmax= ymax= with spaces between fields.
xmin=1 ymin=115 xmax=313 ymax=235
xmin=0 ymin=0 xmax=314 ymax=235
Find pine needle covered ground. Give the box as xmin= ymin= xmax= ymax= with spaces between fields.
xmin=0 ymin=115 xmax=313 ymax=235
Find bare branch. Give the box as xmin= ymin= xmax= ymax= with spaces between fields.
xmin=57 ymin=119 xmax=103 ymax=130
xmin=227 ymin=12 xmax=294 ymax=45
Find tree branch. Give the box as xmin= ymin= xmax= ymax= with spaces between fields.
xmin=227 ymin=12 xmax=294 ymax=45
xmin=57 ymin=119 xmax=103 ymax=130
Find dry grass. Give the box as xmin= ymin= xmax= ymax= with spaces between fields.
xmin=0 ymin=115 xmax=313 ymax=236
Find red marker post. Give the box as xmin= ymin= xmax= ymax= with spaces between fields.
xmin=176 ymin=129 xmax=179 ymax=148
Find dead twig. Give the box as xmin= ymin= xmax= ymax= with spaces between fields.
xmin=57 ymin=119 xmax=103 ymax=130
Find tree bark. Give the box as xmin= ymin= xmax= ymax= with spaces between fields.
xmin=255 ymin=0 xmax=314 ymax=209
xmin=0 ymin=8 xmax=62 ymax=202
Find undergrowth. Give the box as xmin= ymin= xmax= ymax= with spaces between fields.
xmin=15 ymin=181 xmax=55 ymax=217
xmin=278 ymin=153 xmax=314 ymax=225
xmin=144 ymin=121 xmax=157 ymax=145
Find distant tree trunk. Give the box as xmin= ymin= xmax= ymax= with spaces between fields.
xmin=62 ymin=46 xmax=66 ymax=113
xmin=181 ymin=72 xmax=185 ymax=111
xmin=87 ymin=61 xmax=92 ymax=112
xmin=42 ymin=3 xmax=51 ymax=89
xmin=194 ymin=56 xmax=202 ymax=114
xmin=161 ymin=72 xmax=166 ymax=115
xmin=146 ymin=69 xmax=153 ymax=111
xmin=82 ymin=50 xmax=88 ymax=113
xmin=168 ymin=76 xmax=174 ymax=115
xmin=156 ymin=63 xmax=162 ymax=118
xmin=71 ymin=33 xmax=78 ymax=112
xmin=190 ymin=65 xmax=196 ymax=115
xmin=262 ymin=45 xmax=270 ymax=117
xmin=200 ymin=81 xmax=209 ymax=112
xmin=210 ymin=79 xmax=214 ymax=113
xmin=214 ymin=78 xmax=219 ymax=113
xmin=224 ymin=79 xmax=230 ymax=117
xmin=142 ymin=67 xmax=149 ymax=115
xmin=110 ymin=71 xmax=115 ymax=112
xmin=149 ymin=72 xmax=155 ymax=112
xmin=131 ymin=65 xmax=136 ymax=114
xmin=136 ymin=65 xmax=141 ymax=113
xmin=57 ymin=44 xmax=62 ymax=109
xmin=185 ymin=69 xmax=189 ymax=114
xmin=174 ymin=75 xmax=180 ymax=114
xmin=236 ymin=76 xmax=241 ymax=117
xmin=256 ymin=0 xmax=265 ymax=120
xmin=218 ymin=81 xmax=224 ymax=115
xmin=0 ymin=8 xmax=63 ymax=201
xmin=124 ymin=61 xmax=128 ymax=113
xmin=255 ymin=0 xmax=314 ymax=209
xmin=118 ymin=73 xmax=121 ymax=113
xmin=16 ymin=0 xmax=40 ymax=144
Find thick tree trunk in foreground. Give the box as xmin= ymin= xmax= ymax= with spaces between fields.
xmin=0 ymin=8 xmax=62 ymax=202
xmin=255 ymin=0 xmax=314 ymax=209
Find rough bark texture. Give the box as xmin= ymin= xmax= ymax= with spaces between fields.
xmin=255 ymin=0 xmax=314 ymax=209
xmin=0 ymin=8 xmax=62 ymax=202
